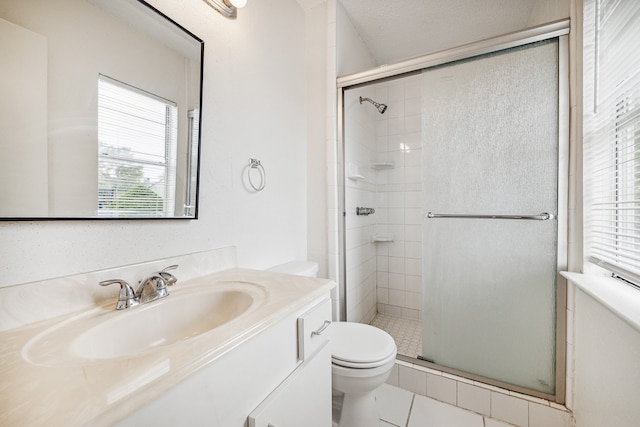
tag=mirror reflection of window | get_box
[97,75,177,217]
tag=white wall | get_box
[527,0,571,27]
[0,0,310,287]
[571,286,640,427]
[305,2,329,278]
[336,0,375,77]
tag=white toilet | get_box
[269,261,397,427]
[330,321,397,426]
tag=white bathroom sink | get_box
[73,286,257,359]
[23,281,267,364]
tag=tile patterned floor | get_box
[375,381,568,427]
[376,384,493,427]
[370,313,422,358]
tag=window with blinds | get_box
[97,75,177,217]
[584,0,640,285]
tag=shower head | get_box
[359,96,388,114]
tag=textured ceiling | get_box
[338,0,538,65]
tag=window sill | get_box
[561,271,640,333]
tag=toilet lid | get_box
[331,322,397,368]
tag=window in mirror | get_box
[97,75,177,217]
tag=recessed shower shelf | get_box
[370,160,395,170]
[371,234,394,242]
[347,162,366,181]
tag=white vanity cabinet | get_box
[113,293,333,427]
[248,299,332,427]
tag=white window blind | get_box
[584,0,640,284]
[97,75,177,217]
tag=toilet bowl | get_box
[331,321,396,427]
[268,261,397,427]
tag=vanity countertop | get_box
[0,268,335,427]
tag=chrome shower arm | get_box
[359,96,388,114]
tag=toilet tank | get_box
[269,260,339,322]
[268,261,318,278]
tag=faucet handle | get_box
[158,264,178,287]
[149,265,178,299]
[100,279,139,310]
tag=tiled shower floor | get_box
[370,314,422,358]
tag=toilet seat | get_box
[331,322,397,369]
[332,351,397,369]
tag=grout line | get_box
[404,392,416,427]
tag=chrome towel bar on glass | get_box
[426,212,554,220]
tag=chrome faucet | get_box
[100,265,178,310]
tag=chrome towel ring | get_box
[248,158,266,191]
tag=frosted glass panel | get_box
[421,39,559,394]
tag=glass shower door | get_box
[421,39,560,395]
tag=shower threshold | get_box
[370,313,562,403]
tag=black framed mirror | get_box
[0,0,203,219]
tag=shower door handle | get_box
[426,212,554,220]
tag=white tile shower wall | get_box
[388,360,573,427]
[374,74,423,321]
[344,87,378,323]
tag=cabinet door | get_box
[248,341,331,427]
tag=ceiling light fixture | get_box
[202,0,247,19]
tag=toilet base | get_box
[333,389,378,427]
